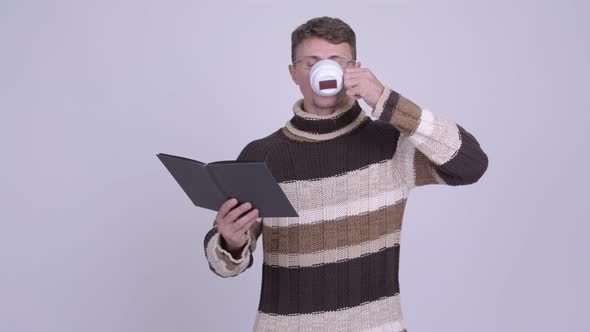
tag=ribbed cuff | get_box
[371,85,394,120]
[215,229,252,265]
[371,85,423,136]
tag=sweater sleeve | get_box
[203,217,263,278]
[202,141,265,278]
[371,85,488,188]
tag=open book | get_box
[157,153,298,218]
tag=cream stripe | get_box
[266,153,414,228]
[408,108,461,165]
[362,320,406,332]
[291,188,404,226]
[264,187,407,227]
[265,230,401,267]
[253,295,405,332]
[410,108,435,145]
[285,111,368,141]
[395,136,417,189]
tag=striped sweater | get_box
[203,86,489,332]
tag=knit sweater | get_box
[203,85,489,332]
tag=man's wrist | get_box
[220,234,247,259]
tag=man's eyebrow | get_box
[302,55,346,59]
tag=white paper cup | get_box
[310,59,343,96]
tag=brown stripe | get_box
[414,149,440,186]
[379,87,400,123]
[264,230,400,268]
[248,220,263,251]
[262,200,406,255]
[390,95,422,136]
[244,221,263,270]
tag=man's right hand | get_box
[215,198,259,255]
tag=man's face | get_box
[289,37,354,110]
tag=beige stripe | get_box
[262,201,406,255]
[394,136,417,189]
[363,321,407,332]
[408,108,461,165]
[284,111,368,141]
[281,126,318,142]
[292,96,356,120]
[253,295,406,332]
[265,157,410,228]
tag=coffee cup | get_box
[309,59,343,96]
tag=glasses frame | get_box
[292,55,358,70]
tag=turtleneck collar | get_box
[283,97,368,142]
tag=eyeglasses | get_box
[292,55,357,70]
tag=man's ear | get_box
[288,64,298,85]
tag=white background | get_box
[1,0,588,331]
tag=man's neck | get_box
[302,95,350,117]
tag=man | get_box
[203,16,488,332]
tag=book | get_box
[156,153,299,218]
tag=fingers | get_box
[234,208,260,233]
[342,63,371,100]
[343,71,362,98]
[343,70,369,87]
[343,77,361,89]
[345,84,363,99]
[224,201,254,226]
[214,198,260,251]
[216,198,239,224]
[343,70,366,79]
[344,67,368,74]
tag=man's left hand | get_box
[343,62,385,109]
